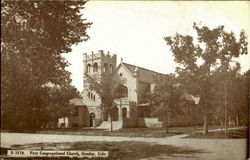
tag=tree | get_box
[211,68,249,127]
[165,23,248,134]
[151,75,184,133]
[41,75,81,129]
[1,0,91,130]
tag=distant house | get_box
[58,98,89,128]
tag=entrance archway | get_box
[122,107,127,118]
[89,113,95,127]
[111,107,119,121]
[103,109,109,121]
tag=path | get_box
[1,132,247,160]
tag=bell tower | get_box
[83,50,117,89]
[82,50,117,125]
[82,50,117,103]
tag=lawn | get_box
[185,128,247,139]
[35,127,184,138]
[2,141,205,160]
[36,125,242,137]
[2,125,244,138]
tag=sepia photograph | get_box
[1,0,250,160]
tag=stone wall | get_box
[138,117,163,128]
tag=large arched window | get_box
[103,63,108,73]
[110,64,114,73]
[114,84,128,98]
[93,62,98,72]
[87,64,91,73]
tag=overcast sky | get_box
[63,1,250,92]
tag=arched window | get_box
[93,62,98,72]
[110,64,114,73]
[87,64,91,73]
[88,92,90,98]
[93,95,95,101]
[114,84,128,98]
[90,93,93,99]
[103,63,108,73]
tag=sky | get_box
[63,1,250,92]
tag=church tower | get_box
[82,50,117,125]
[83,50,117,89]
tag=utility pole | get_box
[110,107,113,132]
[224,76,227,136]
[110,114,113,132]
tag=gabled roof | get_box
[117,62,167,83]
[122,62,166,76]
[69,98,85,106]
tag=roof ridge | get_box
[122,62,167,75]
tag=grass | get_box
[185,128,247,139]
[1,141,205,160]
[2,125,245,138]
[36,125,242,137]
[34,127,185,138]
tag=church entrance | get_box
[89,113,95,127]
[122,107,127,118]
[111,107,119,121]
[103,109,109,121]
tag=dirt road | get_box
[1,132,247,160]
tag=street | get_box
[1,132,247,160]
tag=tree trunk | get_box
[202,79,210,135]
[203,113,208,135]
[63,117,66,128]
[236,115,239,126]
[110,114,113,132]
[224,77,228,136]
[220,122,223,133]
[203,95,208,135]
[165,106,169,133]
[165,115,168,133]
[228,116,231,126]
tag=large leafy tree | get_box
[1,0,91,130]
[41,75,81,129]
[151,75,184,132]
[209,66,248,127]
[165,23,248,134]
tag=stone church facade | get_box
[58,50,202,129]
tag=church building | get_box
[58,50,202,130]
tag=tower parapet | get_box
[83,50,117,91]
[86,50,116,62]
